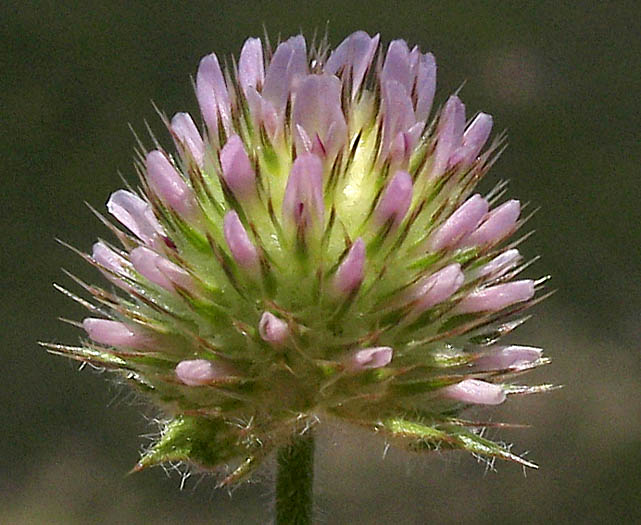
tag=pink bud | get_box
[262,35,308,117]
[412,263,464,313]
[476,249,522,279]
[375,171,413,226]
[92,242,127,273]
[175,359,232,386]
[456,280,535,313]
[414,52,436,123]
[381,80,416,162]
[431,95,466,178]
[245,90,280,139]
[223,211,259,271]
[389,122,424,165]
[107,190,164,246]
[464,200,520,247]
[333,238,366,295]
[448,112,493,167]
[145,150,199,219]
[82,318,150,349]
[130,247,195,293]
[293,74,348,164]
[155,256,197,292]
[92,242,131,290]
[258,312,289,345]
[282,153,324,230]
[440,379,506,405]
[170,112,205,167]
[382,40,412,93]
[473,345,543,371]
[196,53,232,136]
[238,37,264,96]
[219,135,256,200]
[325,31,379,99]
[345,347,393,371]
[427,194,489,252]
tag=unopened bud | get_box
[427,194,488,252]
[82,318,151,349]
[145,150,199,219]
[170,112,205,167]
[456,280,535,313]
[175,359,233,386]
[220,135,256,201]
[440,379,506,405]
[258,312,289,345]
[223,211,260,272]
[345,347,393,371]
[333,238,366,295]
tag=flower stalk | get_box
[275,432,315,525]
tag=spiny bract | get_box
[48,31,553,485]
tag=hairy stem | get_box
[275,431,315,524]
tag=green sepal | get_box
[41,342,128,369]
[453,247,479,265]
[134,415,239,472]
[389,376,459,396]
[407,252,441,272]
[382,418,537,468]
[448,426,538,468]
[438,313,479,334]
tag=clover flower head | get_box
[47,31,553,485]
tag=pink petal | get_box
[473,345,543,370]
[262,35,308,116]
[220,135,256,200]
[145,150,198,219]
[196,53,232,135]
[238,37,264,96]
[154,256,196,293]
[345,347,393,371]
[440,379,506,405]
[333,238,365,295]
[427,194,489,252]
[325,31,380,98]
[449,112,493,167]
[464,200,520,247]
[431,95,466,179]
[282,153,324,230]
[258,312,289,345]
[476,249,522,279]
[245,87,281,140]
[389,122,424,165]
[223,211,259,271]
[175,359,231,386]
[92,242,128,273]
[107,190,164,246]
[130,246,194,293]
[375,170,413,226]
[456,280,535,313]
[92,242,132,290]
[170,112,205,167]
[412,263,464,313]
[293,74,347,164]
[381,80,416,161]
[414,52,437,123]
[82,318,150,349]
[382,40,412,92]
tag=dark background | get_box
[2,1,640,523]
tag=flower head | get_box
[47,31,553,485]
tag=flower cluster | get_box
[49,31,552,485]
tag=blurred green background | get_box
[2,1,640,523]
